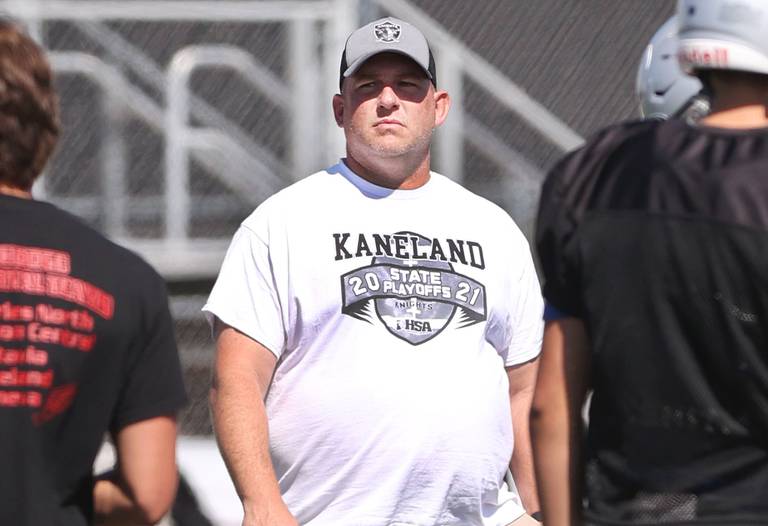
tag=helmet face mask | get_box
[637,16,704,120]
[676,93,711,123]
[677,0,768,76]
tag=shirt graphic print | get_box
[336,231,487,345]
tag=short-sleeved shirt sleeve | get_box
[536,159,582,317]
[536,133,614,319]
[111,271,187,431]
[537,122,655,319]
[203,224,286,358]
[501,240,544,367]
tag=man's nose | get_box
[377,85,399,110]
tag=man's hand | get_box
[242,501,299,526]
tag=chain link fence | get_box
[412,0,674,136]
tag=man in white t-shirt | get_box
[204,16,543,526]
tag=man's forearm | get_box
[93,472,140,525]
[210,324,297,526]
[94,417,179,525]
[530,402,579,526]
[510,402,540,515]
[210,379,295,524]
[93,470,168,525]
[530,319,590,526]
[506,359,541,516]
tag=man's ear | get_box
[433,90,451,128]
[332,94,344,127]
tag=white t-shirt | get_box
[204,162,544,526]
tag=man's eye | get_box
[357,82,376,89]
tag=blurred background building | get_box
[0,0,675,523]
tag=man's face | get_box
[333,52,450,160]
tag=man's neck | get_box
[701,104,768,130]
[344,152,431,190]
[701,79,768,129]
[0,184,32,199]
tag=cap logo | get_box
[374,21,401,43]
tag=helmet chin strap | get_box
[675,81,712,124]
[674,70,712,123]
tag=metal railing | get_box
[165,45,291,240]
[46,52,159,236]
[72,20,290,181]
[3,0,335,21]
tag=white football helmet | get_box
[637,16,704,120]
[678,0,768,75]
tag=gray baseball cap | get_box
[339,17,437,91]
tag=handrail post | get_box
[434,45,464,183]
[47,54,136,234]
[102,89,128,238]
[165,55,192,242]
[165,45,296,238]
[290,17,320,180]
[20,0,47,199]
[322,0,357,166]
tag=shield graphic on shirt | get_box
[373,232,456,345]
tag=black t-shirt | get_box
[537,119,768,525]
[0,195,187,525]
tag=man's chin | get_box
[369,144,417,157]
[348,132,432,159]
[365,136,419,155]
